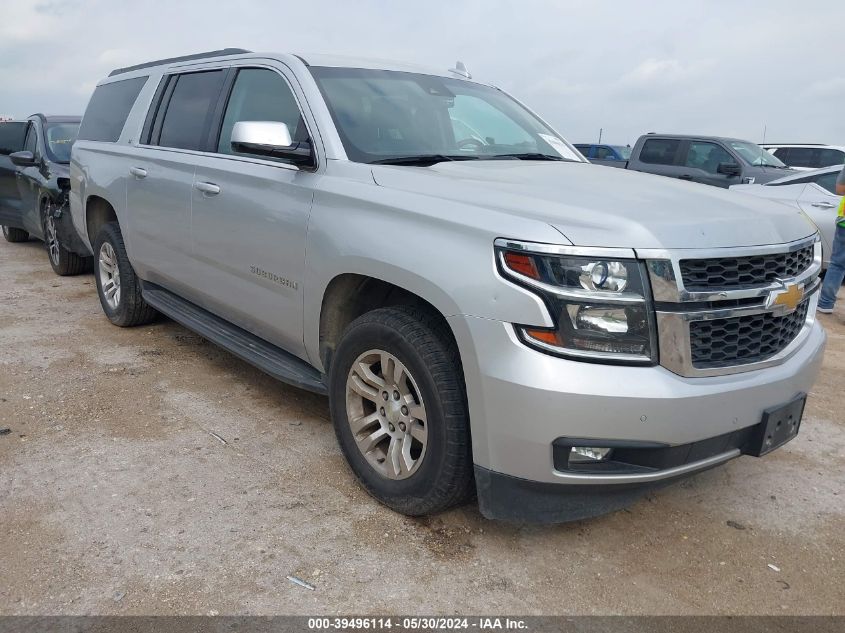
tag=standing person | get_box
[817,163,845,314]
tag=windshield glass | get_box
[728,140,786,168]
[45,122,79,163]
[309,67,581,164]
[612,145,632,160]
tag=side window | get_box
[23,124,38,155]
[217,68,307,160]
[684,141,737,174]
[594,146,614,160]
[639,138,681,165]
[78,76,148,143]
[817,148,844,168]
[772,148,790,163]
[573,144,590,156]
[156,70,226,151]
[785,148,816,169]
[813,172,839,195]
[0,122,29,155]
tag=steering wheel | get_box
[457,138,485,152]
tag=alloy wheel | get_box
[98,241,121,309]
[345,349,428,480]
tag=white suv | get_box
[762,144,845,171]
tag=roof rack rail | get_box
[108,48,252,77]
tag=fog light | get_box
[569,446,612,464]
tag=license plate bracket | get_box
[746,394,806,457]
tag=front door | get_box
[681,140,742,188]
[0,121,29,229]
[189,66,317,358]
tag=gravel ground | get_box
[0,238,843,616]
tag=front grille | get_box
[680,245,814,290]
[689,300,809,368]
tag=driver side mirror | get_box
[10,151,37,167]
[230,121,314,168]
[717,162,741,177]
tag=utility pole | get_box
[598,128,603,144]
[762,124,767,144]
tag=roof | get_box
[105,48,476,83]
[645,133,755,143]
[297,53,459,77]
[27,114,81,124]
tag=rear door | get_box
[0,121,29,228]
[188,65,317,356]
[630,137,685,179]
[127,69,226,294]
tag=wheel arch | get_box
[316,272,462,378]
[84,194,119,246]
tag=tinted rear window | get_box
[639,138,681,165]
[78,76,148,142]
[0,121,28,155]
[157,71,225,151]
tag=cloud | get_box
[0,0,843,145]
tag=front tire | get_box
[93,222,157,327]
[41,200,89,276]
[329,306,474,516]
[2,225,29,243]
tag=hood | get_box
[371,161,816,249]
[744,165,797,185]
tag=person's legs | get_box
[819,224,845,311]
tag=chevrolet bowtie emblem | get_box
[768,283,804,314]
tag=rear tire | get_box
[41,199,90,276]
[2,225,29,243]
[93,221,157,327]
[329,306,474,516]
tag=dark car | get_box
[0,114,90,275]
[623,134,795,187]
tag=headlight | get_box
[495,240,657,364]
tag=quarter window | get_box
[157,70,225,151]
[684,141,737,174]
[78,76,148,143]
[639,138,681,165]
[217,68,307,161]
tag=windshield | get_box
[611,145,632,160]
[309,67,582,164]
[45,122,79,163]
[728,140,786,168]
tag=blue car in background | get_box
[574,143,632,168]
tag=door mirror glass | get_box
[717,162,741,177]
[10,150,37,167]
[231,121,294,152]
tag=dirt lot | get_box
[0,238,843,616]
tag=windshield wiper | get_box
[370,154,480,166]
[491,152,571,162]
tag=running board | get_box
[141,282,327,395]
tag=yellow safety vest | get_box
[839,195,845,228]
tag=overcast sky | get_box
[2,0,843,145]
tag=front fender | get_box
[302,180,561,371]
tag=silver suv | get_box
[69,49,826,523]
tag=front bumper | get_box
[448,315,826,522]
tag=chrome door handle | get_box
[195,181,221,196]
[811,201,836,209]
[129,167,147,179]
